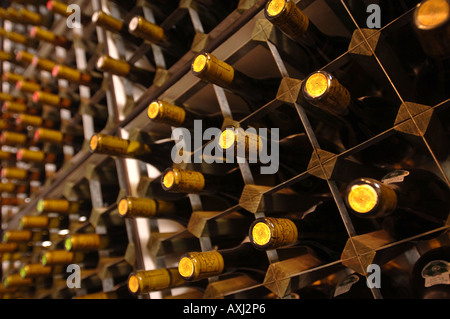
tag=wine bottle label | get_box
[421,260,450,287]
[17,148,46,162]
[265,0,310,38]
[178,251,225,280]
[16,114,43,127]
[1,167,28,180]
[147,101,186,127]
[65,234,101,251]
[333,274,360,297]
[129,268,185,293]
[303,71,351,115]
[34,128,64,144]
[128,16,165,44]
[251,218,298,249]
[20,264,52,278]
[42,250,74,265]
[0,131,27,145]
[20,216,49,229]
[3,230,32,242]
[192,53,235,88]
[162,168,206,193]
[381,170,410,184]
[92,11,123,33]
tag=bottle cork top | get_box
[347,184,379,214]
[415,0,449,29]
[266,0,286,17]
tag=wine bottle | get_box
[264,0,349,65]
[128,268,204,294]
[2,100,40,117]
[177,242,269,281]
[91,10,142,46]
[412,0,450,105]
[29,26,72,49]
[301,70,425,168]
[19,263,53,279]
[51,65,103,89]
[19,7,54,28]
[16,113,61,130]
[117,196,192,225]
[345,168,450,240]
[0,28,39,48]
[191,52,280,109]
[15,80,43,94]
[37,198,91,216]
[147,100,225,130]
[32,91,79,110]
[248,200,368,260]
[89,133,174,172]
[96,55,155,87]
[64,233,127,255]
[3,274,32,288]
[1,167,44,183]
[161,167,244,200]
[2,230,32,243]
[15,50,35,65]
[19,214,69,230]
[33,127,84,149]
[0,182,29,195]
[30,55,57,73]
[410,246,450,299]
[46,0,91,25]
[128,15,188,57]
[41,249,99,268]
[0,131,30,147]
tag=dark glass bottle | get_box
[177,242,269,281]
[410,246,450,299]
[96,55,155,87]
[344,168,450,240]
[301,70,432,168]
[89,133,174,172]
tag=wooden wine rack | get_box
[0,0,449,299]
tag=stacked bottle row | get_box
[1,0,449,299]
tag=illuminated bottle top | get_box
[413,0,450,57]
[264,0,309,39]
[161,168,206,194]
[128,15,166,44]
[303,71,351,115]
[250,217,299,250]
[128,268,186,294]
